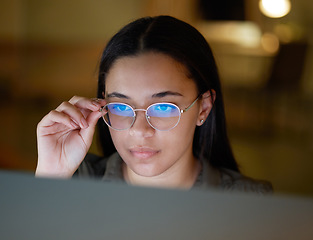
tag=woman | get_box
[36,16,272,193]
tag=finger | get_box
[37,110,79,131]
[80,101,105,119]
[73,98,107,120]
[56,101,89,129]
[87,109,103,127]
[81,106,106,133]
[79,110,103,147]
[68,96,106,112]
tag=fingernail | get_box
[93,98,104,103]
[99,107,107,116]
[91,100,101,107]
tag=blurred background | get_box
[0,0,312,197]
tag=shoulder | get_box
[74,153,117,178]
[74,152,125,182]
[219,168,273,195]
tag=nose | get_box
[129,110,155,138]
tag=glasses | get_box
[100,96,201,131]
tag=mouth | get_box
[129,147,160,160]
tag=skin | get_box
[105,52,214,189]
[36,51,215,189]
[36,96,106,178]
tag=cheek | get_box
[178,109,199,132]
[163,115,198,147]
[108,129,125,152]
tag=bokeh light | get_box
[261,32,280,53]
[259,0,291,18]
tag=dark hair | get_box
[97,15,239,172]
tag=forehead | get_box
[105,52,198,97]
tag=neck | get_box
[122,156,201,190]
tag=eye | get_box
[108,104,134,116]
[148,104,179,117]
[114,105,127,112]
[155,104,175,112]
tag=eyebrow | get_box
[106,92,129,99]
[106,91,183,99]
[151,91,183,98]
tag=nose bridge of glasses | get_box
[132,108,150,122]
[133,108,147,113]
[133,109,148,118]
[129,108,156,133]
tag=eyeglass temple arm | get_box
[181,94,208,113]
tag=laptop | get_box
[0,170,312,240]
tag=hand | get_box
[35,96,106,178]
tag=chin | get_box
[130,164,165,178]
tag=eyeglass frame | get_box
[99,94,203,131]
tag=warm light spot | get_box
[261,32,280,53]
[259,0,291,18]
[197,21,261,48]
[274,24,293,43]
[274,23,304,43]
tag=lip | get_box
[129,147,160,160]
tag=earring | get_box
[200,119,204,124]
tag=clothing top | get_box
[75,152,273,194]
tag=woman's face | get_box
[105,52,212,179]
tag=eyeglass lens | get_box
[102,103,181,131]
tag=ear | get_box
[196,89,216,126]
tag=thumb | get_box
[79,110,103,147]
[86,109,103,128]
